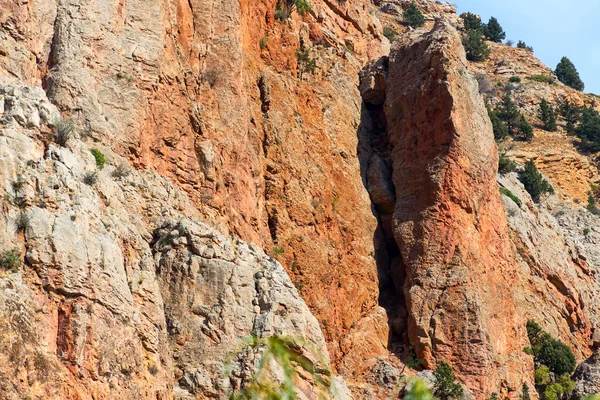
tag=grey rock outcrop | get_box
[0,84,346,399]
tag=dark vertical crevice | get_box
[357,57,408,356]
[42,3,62,93]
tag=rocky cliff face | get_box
[360,22,532,396]
[1,0,394,384]
[0,84,344,399]
[3,0,600,398]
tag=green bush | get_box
[538,99,557,131]
[537,339,576,376]
[509,76,521,83]
[403,3,425,28]
[405,343,424,369]
[488,393,500,400]
[526,320,576,377]
[292,0,312,15]
[543,375,575,400]
[259,37,268,49]
[90,148,106,170]
[526,75,555,85]
[462,29,490,62]
[500,187,522,207]
[498,153,516,174]
[272,246,285,257]
[534,365,551,386]
[433,361,464,400]
[517,41,533,52]
[383,26,398,42]
[274,0,311,20]
[405,379,435,400]
[274,6,290,20]
[519,160,554,202]
[555,56,584,91]
[0,248,21,272]
[295,47,316,80]
[483,17,505,42]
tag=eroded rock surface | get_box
[0,85,344,399]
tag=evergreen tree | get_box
[462,30,490,62]
[518,115,534,141]
[495,94,520,134]
[484,17,505,42]
[555,56,585,91]
[498,153,516,174]
[521,383,531,400]
[433,362,464,400]
[519,160,554,202]
[460,12,483,32]
[489,109,508,141]
[558,100,582,134]
[494,95,533,141]
[295,47,316,80]
[403,3,425,28]
[574,106,600,151]
[517,40,533,52]
[538,99,557,131]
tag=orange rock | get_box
[384,21,530,395]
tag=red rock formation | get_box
[385,21,531,395]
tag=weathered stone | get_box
[384,21,529,395]
[573,352,600,397]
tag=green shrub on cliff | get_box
[383,26,399,42]
[403,3,425,28]
[498,153,516,174]
[90,148,106,170]
[526,320,576,376]
[0,248,21,272]
[433,361,464,400]
[500,187,522,207]
[405,379,435,400]
[519,160,554,202]
[517,40,533,52]
[295,47,316,80]
[274,0,312,20]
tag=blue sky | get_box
[453,0,600,94]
